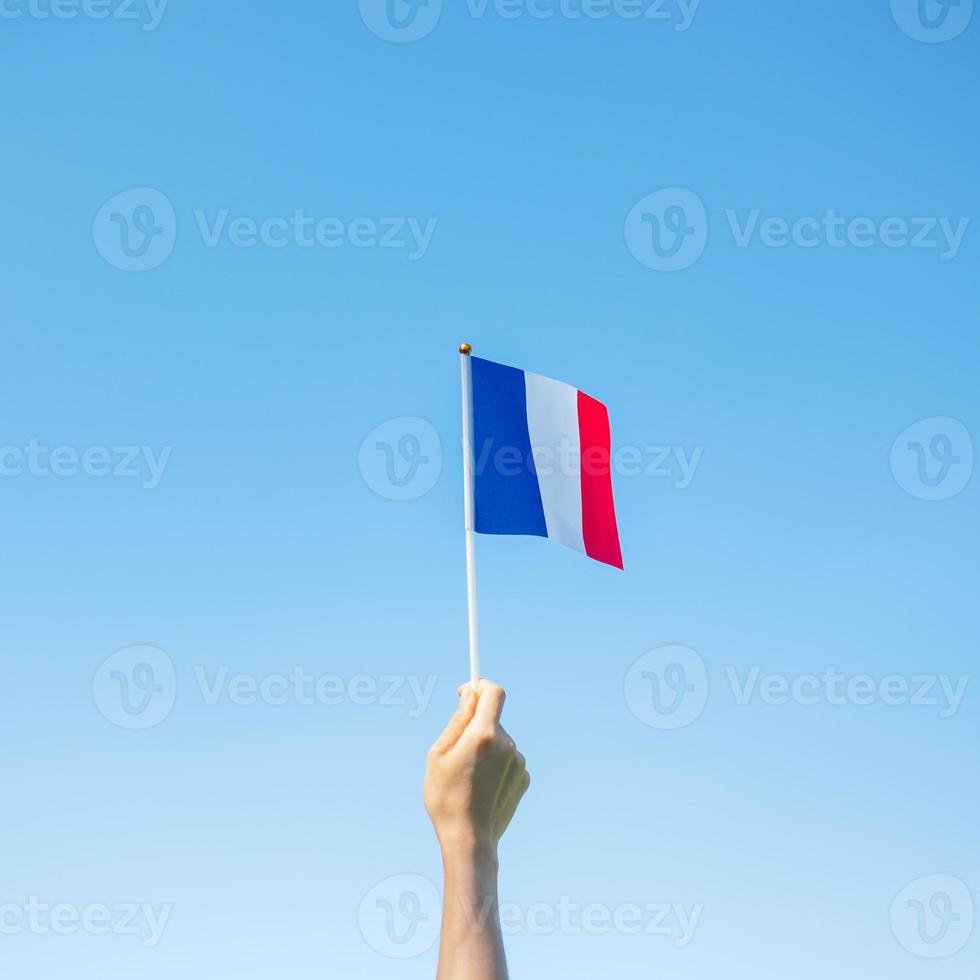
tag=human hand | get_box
[423,680,530,861]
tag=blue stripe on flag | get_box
[471,356,547,538]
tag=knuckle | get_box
[493,727,515,750]
[473,729,496,750]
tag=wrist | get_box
[439,834,499,874]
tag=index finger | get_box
[473,680,506,726]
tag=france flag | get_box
[469,356,623,569]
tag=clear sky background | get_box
[1,1,978,978]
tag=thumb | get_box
[431,688,477,753]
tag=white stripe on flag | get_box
[524,371,586,556]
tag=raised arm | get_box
[423,680,531,980]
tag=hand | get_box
[424,680,531,860]
[426,680,528,980]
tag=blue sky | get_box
[1,1,978,978]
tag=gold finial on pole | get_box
[459,343,473,356]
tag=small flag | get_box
[468,356,623,569]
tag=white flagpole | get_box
[459,343,480,689]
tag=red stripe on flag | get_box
[577,390,623,570]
